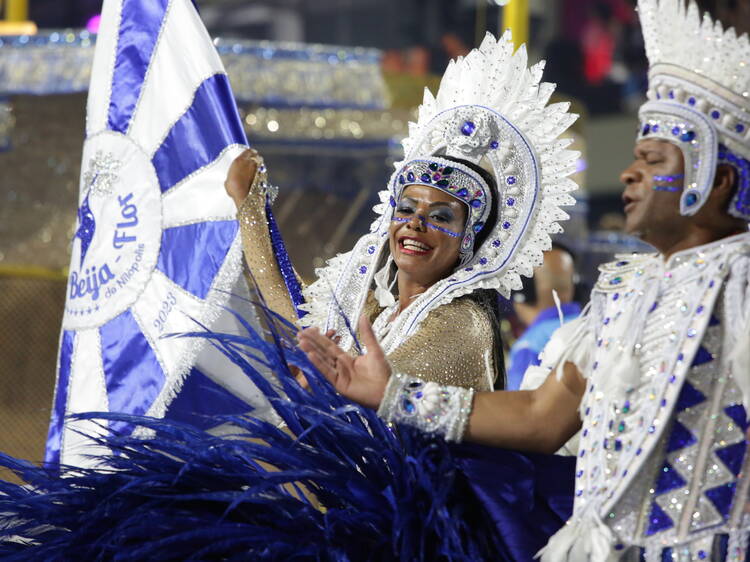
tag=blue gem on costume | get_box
[398,175,405,185]
[675,381,706,411]
[473,222,484,233]
[367,246,375,254]
[479,257,487,265]
[737,124,746,133]
[402,399,415,414]
[685,192,699,206]
[74,193,96,267]
[506,176,516,185]
[461,121,476,136]
[616,260,629,266]
[711,110,721,120]
[613,293,619,301]
[724,404,749,431]
[672,126,681,136]
[506,197,515,206]
[688,97,696,106]
[642,124,651,135]
[407,171,415,183]
[680,131,696,142]
[490,140,499,149]
[359,266,367,274]
[420,173,431,183]
[389,196,396,207]
[442,166,454,175]
[698,551,707,560]
[428,162,439,171]
[492,240,501,247]
[456,187,469,198]
[436,179,449,187]
[668,90,675,99]
[464,267,473,272]
[470,199,482,208]
[610,276,622,285]
[652,124,660,132]
[502,221,511,229]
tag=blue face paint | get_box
[391,216,461,238]
[652,173,684,192]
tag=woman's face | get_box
[388,184,468,288]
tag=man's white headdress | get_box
[637,0,750,219]
[301,32,580,351]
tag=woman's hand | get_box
[298,315,391,410]
[225,148,262,209]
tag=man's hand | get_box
[224,148,261,208]
[298,315,391,410]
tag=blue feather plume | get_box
[0,305,516,561]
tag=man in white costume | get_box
[299,0,750,558]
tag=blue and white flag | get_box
[46,0,272,468]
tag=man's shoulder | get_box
[593,252,658,293]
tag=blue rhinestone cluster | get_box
[719,143,750,220]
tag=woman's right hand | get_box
[298,315,391,410]
[225,148,262,209]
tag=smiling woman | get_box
[226,33,580,396]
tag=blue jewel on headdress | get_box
[652,124,660,132]
[490,140,499,149]
[506,197,515,206]
[428,162,439,171]
[711,110,721,120]
[407,171,415,182]
[359,266,367,274]
[461,121,476,136]
[402,399,415,414]
[671,126,681,136]
[506,176,516,185]
[436,179,449,187]
[642,124,651,135]
[502,221,511,229]
[492,240,501,247]
[737,124,746,133]
[680,131,696,142]
[443,166,454,176]
[473,221,484,232]
[668,90,675,99]
[389,196,396,207]
[479,257,487,265]
[688,97,696,106]
[367,245,375,254]
[456,187,469,198]
[685,192,699,206]
[420,173,431,183]
[470,199,482,209]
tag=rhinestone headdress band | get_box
[637,0,750,220]
[390,157,493,265]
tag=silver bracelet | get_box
[377,373,475,442]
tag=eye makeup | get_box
[652,173,684,192]
[391,216,461,238]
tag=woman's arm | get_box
[225,149,299,325]
[298,315,584,454]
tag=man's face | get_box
[620,139,688,242]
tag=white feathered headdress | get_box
[300,32,580,353]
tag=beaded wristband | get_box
[377,373,475,442]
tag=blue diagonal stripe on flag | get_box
[152,74,247,193]
[100,309,167,436]
[156,220,239,299]
[44,330,76,467]
[108,0,170,133]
